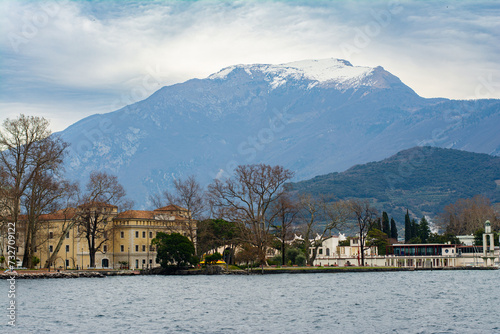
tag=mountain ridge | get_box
[290,146,500,224]
[57,58,500,208]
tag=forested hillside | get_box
[291,146,500,225]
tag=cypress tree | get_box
[404,210,411,242]
[410,219,418,241]
[419,216,430,243]
[390,218,398,240]
[382,211,390,236]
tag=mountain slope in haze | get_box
[58,59,500,208]
[290,146,500,224]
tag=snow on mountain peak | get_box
[208,58,375,89]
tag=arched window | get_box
[326,248,330,256]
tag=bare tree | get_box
[149,192,163,210]
[74,171,131,268]
[208,164,294,270]
[235,243,259,271]
[0,166,9,216]
[298,195,349,265]
[0,115,67,266]
[347,199,378,266]
[151,175,205,249]
[298,194,322,266]
[196,218,242,264]
[269,192,299,266]
[441,195,499,235]
[44,183,79,269]
[21,171,73,268]
[0,167,10,257]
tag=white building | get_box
[312,234,380,267]
[309,221,499,268]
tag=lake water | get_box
[1,270,499,333]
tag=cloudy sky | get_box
[1,0,499,132]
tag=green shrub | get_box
[205,252,222,265]
[286,247,301,264]
[296,253,306,266]
[268,255,282,266]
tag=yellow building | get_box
[10,204,195,270]
[111,205,195,270]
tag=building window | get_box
[142,231,146,238]
[66,245,70,252]
[66,232,69,239]
[135,245,139,252]
[326,248,330,256]
[149,231,153,238]
[319,248,323,255]
[49,245,53,253]
[65,259,69,267]
[135,259,139,268]
[120,245,124,252]
[149,259,153,264]
[142,259,146,264]
[135,231,139,238]
[103,245,108,253]
[34,247,37,253]
[49,231,53,239]
[142,245,146,252]
[120,231,124,238]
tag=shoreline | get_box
[1,266,497,279]
[0,269,140,279]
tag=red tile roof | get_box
[11,208,76,221]
[116,210,155,219]
[154,204,186,212]
[116,210,190,221]
[39,208,77,220]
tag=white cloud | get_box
[1,0,499,131]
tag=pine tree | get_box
[382,211,390,236]
[404,210,411,242]
[390,218,398,240]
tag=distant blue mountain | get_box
[58,59,500,208]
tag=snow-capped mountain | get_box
[58,58,500,208]
[209,59,381,89]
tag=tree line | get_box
[1,114,498,270]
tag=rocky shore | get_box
[0,270,140,279]
[1,265,496,279]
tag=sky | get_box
[1,0,499,132]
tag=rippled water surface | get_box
[1,270,500,333]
